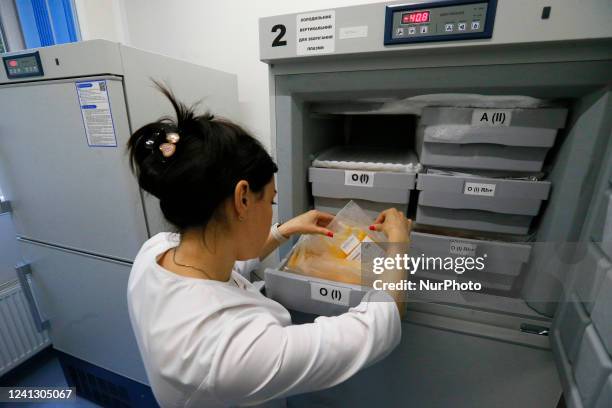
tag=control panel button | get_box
[420,25,429,34]
[458,22,467,31]
[396,27,404,35]
[408,26,416,35]
[471,21,481,30]
[444,23,454,32]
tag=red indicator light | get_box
[402,11,430,24]
[8,60,18,67]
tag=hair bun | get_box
[126,80,278,231]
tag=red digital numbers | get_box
[402,11,430,24]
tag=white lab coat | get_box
[127,232,401,408]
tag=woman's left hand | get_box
[278,210,335,238]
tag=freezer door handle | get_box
[0,200,11,215]
[15,263,50,332]
[520,323,549,336]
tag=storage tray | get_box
[410,231,532,292]
[310,166,416,217]
[416,172,551,234]
[416,106,567,172]
[264,243,369,316]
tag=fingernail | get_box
[327,232,334,238]
[369,225,376,230]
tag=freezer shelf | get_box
[416,107,567,172]
[416,172,551,234]
[265,233,533,314]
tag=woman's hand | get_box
[369,208,412,243]
[278,210,335,238]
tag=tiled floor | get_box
[0,348,101,407]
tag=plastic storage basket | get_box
[416,107,567,172]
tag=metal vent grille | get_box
[64,364,132,408]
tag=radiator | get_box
[0,279,51,376]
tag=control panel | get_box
[2,51,44,79]
[385,0,497,45]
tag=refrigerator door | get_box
[0,77,148,261]
[18,238,148,384]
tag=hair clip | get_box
[159,132,180,158]
[143,129,163,151]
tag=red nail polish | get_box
[369,225,376,231]
[327,232,334,237]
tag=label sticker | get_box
[471,109,512,127]
[310,282,350,306]
[346,244,362,261]
[346,236,381,262]
[340,234,360,255]
[76,81,117,147]
[345,170,374,187]
[339,25,368,39]
[450,240,477,257]
[296,10,335,55]
[464,182,496,197]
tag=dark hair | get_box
[127,82,277,231]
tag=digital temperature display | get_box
[401,11,430,24]
[3,51,43,79]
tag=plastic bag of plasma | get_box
[286,201,387,285]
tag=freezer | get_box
[0,40,239,393]
[260,1,612,407]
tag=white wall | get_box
[76,0,377,149]
[74,0,130,44]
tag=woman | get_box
[127,85,411,407]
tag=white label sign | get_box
[339,25,368,39]
[296,10,335,55]
[310,282,350,306]
[471,109,512,127]
[345,170,374,187]
[340,234,360,255]
[76,81,117,147]
[464,182,496,197]
[450,240,477,257]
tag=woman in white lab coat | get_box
[126,85,411,408]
